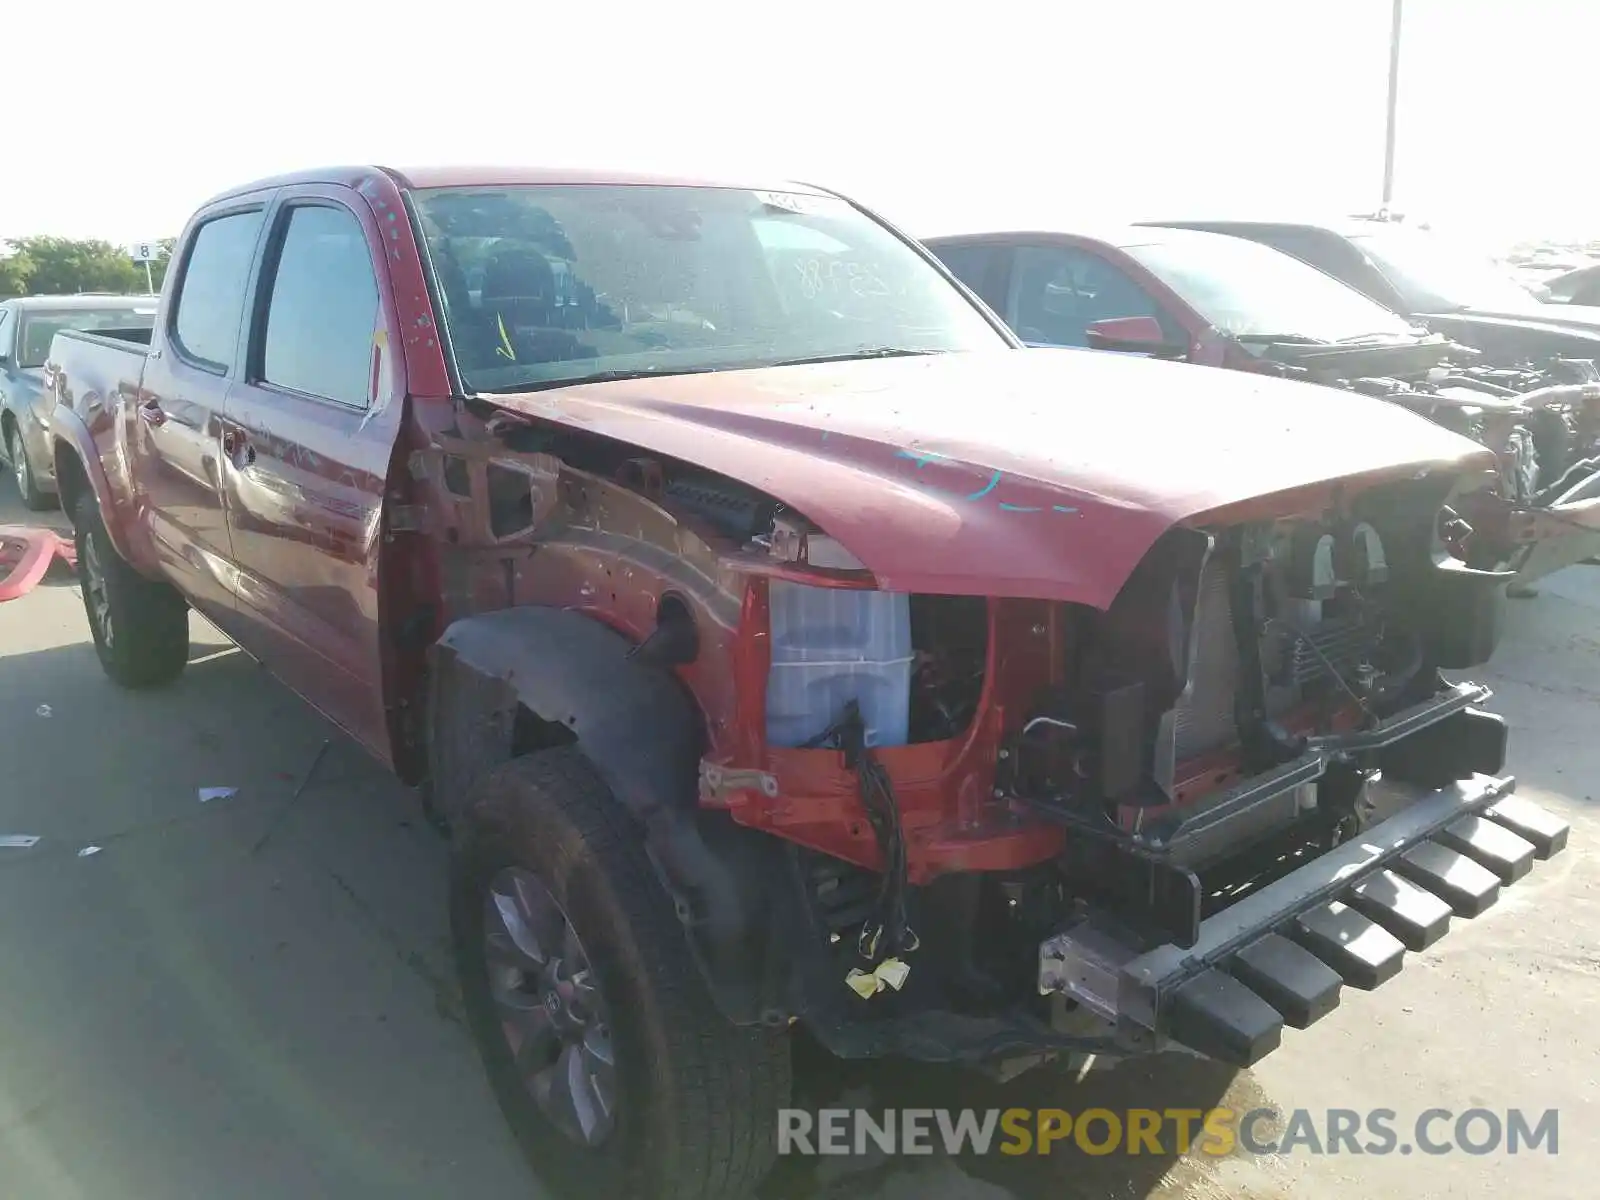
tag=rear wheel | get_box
[450,749,791,1200]
[8,424,54,512]
[73,495,190,688]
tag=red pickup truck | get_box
[46,166,1569,1200]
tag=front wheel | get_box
[73,495,190,688]
[450,749,791,1200]
[8,425,55,512]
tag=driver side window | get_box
[1006,244,1169,348]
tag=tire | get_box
[450,749,791,1200]
[73,494,190,688]
[8,424,55,512]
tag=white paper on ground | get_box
[0,835,41,849]
[198,788,238,803]
[77,846,102,858]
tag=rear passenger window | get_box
[172,210,264,371]
[261,205,379,407]
[931,243,1006,308]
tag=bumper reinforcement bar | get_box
[1040,773,1569,1068]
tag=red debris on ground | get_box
[0,527,75,603]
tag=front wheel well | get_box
[52,442,90,524]
[511,702,579,757]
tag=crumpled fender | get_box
[0,527,75,602]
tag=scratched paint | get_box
[895,449,1083,516]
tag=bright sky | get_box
[5,0,1595,250]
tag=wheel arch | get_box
[51,407,138,563]
[427,605,805,1026]
[53,438,90,521]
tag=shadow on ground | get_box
[760,1036,1246,1199]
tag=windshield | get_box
[1120,232,1416,343]
[16,305,157,368]
[411,184,1006,393]
[1348,227,1537,313]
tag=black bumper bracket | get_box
[1099,776,1570,1069]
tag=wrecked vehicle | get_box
[47,166,1570,1200]
[1141,214,1600,371]
[926,224,1600,588]
[1540,260,1600,307]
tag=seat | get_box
[480,248,592,365]
[482,248,558,331]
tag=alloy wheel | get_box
[9,430,27,495]
[83,531,114,648]
[484,866,618,1147]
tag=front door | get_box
[1001,243,1182,350]
[219,189,405,760]
[131,204,268,626]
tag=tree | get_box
[0,246,33,297]
[0,236,176,296]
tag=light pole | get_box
[1381,0,1404,208]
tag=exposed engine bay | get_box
[771,493,1519,1069]
[1344,356,1600,508]
[1249,339,1600,580]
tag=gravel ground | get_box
[2,483,1594,1199]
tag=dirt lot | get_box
[2,481,1595,1200]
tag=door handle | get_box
[222,427,255,468]
[138,399,166,426]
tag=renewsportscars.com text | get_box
[777,1107,1560,1158]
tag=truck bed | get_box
[54,325,154,353]
[49,327,153,415]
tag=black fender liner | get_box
[427,606,798,1026]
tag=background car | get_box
[923,223,1600,591]
[0,294,157,509]
[1137,215,1600,368]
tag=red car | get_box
[926,224,1600,590]
[46,166,1566,1200]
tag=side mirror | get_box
[1085,315,1190,360]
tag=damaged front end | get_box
[708,478,1568,1071]
[414,371,1568,1079]
[1257,340,1600,589]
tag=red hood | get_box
[484,348,1495,608]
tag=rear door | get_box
[219,186,405,759]
[927,239,1011,312]
[133,201,269,624]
